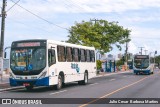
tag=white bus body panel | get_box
[47,40,96,85]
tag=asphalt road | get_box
[0,69,160,107]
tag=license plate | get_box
[23,83,30,86]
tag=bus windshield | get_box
[134,58,149,69]
[10,48,46,75]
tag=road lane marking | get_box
[89,83,98,86]
[79,73,158,107]
[50,90,67,95]
[109,79,115,81]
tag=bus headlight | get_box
[39,71,47,79]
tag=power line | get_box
[10,0,69,30]
[55,0,92,20]
[6,0,20,12]
[90,18,101,24]
[65,0,88,12]
[6,17,55,35]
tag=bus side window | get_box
[80,49,85,62]
[48,49,56,66]
[73,48,79,62]
[57,46,66,62]
[86,50,91,62]
[66,47,73,62]
[90,50,95,62]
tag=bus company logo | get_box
[2,99,11,104]
[71,63,80,73]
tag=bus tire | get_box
[78,81,82,85]
[25,85,33,91]
[54,75,62,90]
[62,82,65,87]
[78,72,88,85]
[82,72,88,85]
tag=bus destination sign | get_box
[17,42,40,47]
[135,55,149,59]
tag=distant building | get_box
[118,53,122,59]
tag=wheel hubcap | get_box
[85,74,88,83]
[58,78,62,88]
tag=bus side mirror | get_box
[4,52,7,58]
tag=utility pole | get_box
[90,18,100,24]
[0,0,7,57]
[125,42,128,70]
[0,0,7,81]
[90,18,101,61]
[138,47,144,55]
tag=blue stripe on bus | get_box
[9,77,49,86]
[134,70,150,74]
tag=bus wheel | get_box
[25,85,33,91]
[82,72,88,85]
[54,75,62,90]
[78,72,88,85]
[62,82,65,87]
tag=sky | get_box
[1,0,160,57]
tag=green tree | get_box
[66,20,131,53]
[155,55,160,67]
[116,59,124,67]
[96,60,102,69]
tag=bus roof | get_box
[47,40,95,50]
[12,39,95,50]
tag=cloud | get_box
[126,16,160,22]
[129,26,160,38]
[7,0,160,15]
[4,0,160,55]
[127,26,160,54]
[128,41,138,53]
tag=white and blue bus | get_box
[9,39,96,90]
[133,55,154,75]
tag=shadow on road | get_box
[9,82,93,93]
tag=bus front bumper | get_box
[134,70,150,74]
[9,77,49,87]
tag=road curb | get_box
[95,71,132,78]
